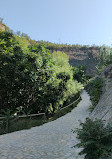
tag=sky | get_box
[0,0,112,46]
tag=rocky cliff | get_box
[48,45,100,76]
[91,64,112,124]
[91,64,112,159]
[68,47,99,75]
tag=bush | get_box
[0,117,45,135]
[0,31,54,114]
[72,66,91,84]
[73,118,112,159]
[0,31,82,118]
[86,78,103,106]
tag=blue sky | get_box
[0,0,112,46]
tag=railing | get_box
[59,96,81,111]
[0,113,45,120]
[0,96,81,120]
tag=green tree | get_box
[49,51,83,113]
[0,32,82,118]
[0,32,54,114]
[72,66,91,84]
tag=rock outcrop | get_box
[91,64,112,124]
[48,46,100,76]
[68,48,99,76]
[91,87,112,124]
[91,64,112,159]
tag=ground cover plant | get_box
[73,118,112,159]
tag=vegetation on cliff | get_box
[99,46,112,66]
[86,77,103,109]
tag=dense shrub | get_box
[50,51,83,113]
[99,46,112,66]
[73,118,112,159]
[0,31,54,114]
[86,78,103,106]
[72,66,91,84]
[0,31,82,116]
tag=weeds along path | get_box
[0,90,92,159]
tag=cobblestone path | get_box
[0,90,92,159]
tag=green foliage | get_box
[50,94,81,120]
[86,78,103,106]
[14,35,30,51]
[0,109,14,133]
[72,66,91,84]
[0,31,54,114]
[52,51,73,79]
[99,46,112,66]
[14,33,37,49]
[48,51,83,113]
[73,118,112,159]
[0,117,45,135]
[37,41,100,53]
[0,31,82,118]
[0,94,80,135]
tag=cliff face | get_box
[91,87,112,124]
[91,64,112,124]
[91,64,112,159]
[68,47,99,76]
[49,46,100,76]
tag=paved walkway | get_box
[0,90,92,159]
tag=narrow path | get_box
[0,90,92,159]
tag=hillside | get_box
[0,21,103,76]
[37,41,100,76]
[68,47,99,75]
[0,21,112,158]
[50,46,99,76]
[0,21,101,76]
